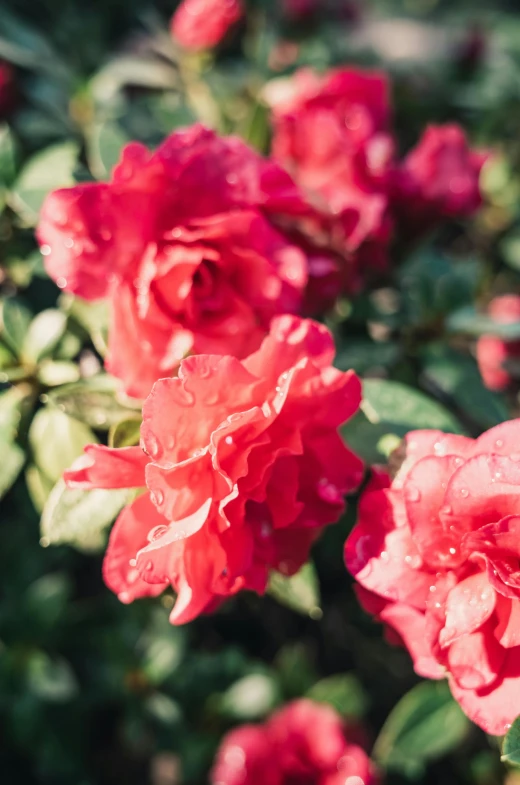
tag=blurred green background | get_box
[2,0,520,783]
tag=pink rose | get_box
[171,0,243,51]
[346,422,520,735]
[65,316,362,625]
[392,124,487,236]
[37,125,318,398]
[211,699,378,785]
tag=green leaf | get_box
[9,142,78,225]
[108,418,142,448]
[26,652,78,703]
[0,124,18,186]
[421,344,509,429]
[37,360,80,387]
[0,437,24,498]
[40,479,132,552]
[267,562,321,618]
[25,573,71,628]
[0,383,31,439]
[307,674,368,718]
[22,309,67,363]
[502,716,520,765]
[446,306,520,340]
[220,673,280,721]
[25,463,55,513]
[342,378,464,464]
[63,295,109,357]
[47,376,139,431]
[141,610,186,685]
[88,121,129,180]
[1,297,32,355]
[373,681,471,775]
[29,407,96,483]
[335,340,400,375]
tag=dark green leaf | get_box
[343,378,464,464]
[446,306,520,339]
[421,344,509,429]
[502,716,520,765]
[373,681,470,775]
[307,674,368,718]
[26,652,78,703]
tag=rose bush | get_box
[345,421,520,735]
[210,699,377,785]
[171,0,244,51]
[36,125,327,398]
[64,316,362,624]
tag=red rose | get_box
[476,295,520,391]
[345,422,520,735]
[37,125,316,398]
[267,67,393,287]
[170,0,243,51]
[65,317,362,625]
[210,699,377,785]
[392,124,487,236]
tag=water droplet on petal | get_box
[449,547,457,555]
[495,439,504,448]
[433,441,446,456]
[146,434,160,459]
[457,487,469,498]
[380,551,390,562]
[150,489,164,507]
[148,525,169,542]
[225,435,233,445]
[145,560,153,571]
[129,558,137,567]
[56,277,67,289]
[41,244,52,256]
[441,504,453,515]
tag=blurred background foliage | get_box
[2,0,520,783]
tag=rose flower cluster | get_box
[211,699,377,785]
[346,422,520,735]
[267,67,487,292]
